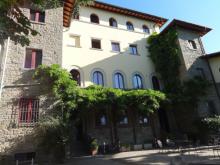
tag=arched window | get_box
[70,69,81,86]
[90,14,99,24]
[114,73,125,89]
[93,71,104,86]
[126,21,134,31]
[133,74,143,89]
[143,25,150,34]
[109,18,117,27]
[152,76,160,90]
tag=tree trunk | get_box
[130,109,137,144]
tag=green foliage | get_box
[0,0,94,46]
[34,116,67,163]
[34,64,78,111]
[121,89,166,114]
[148,28,211,136]
[148,29,181,93]
[90,139,99,150]
[174,76,210,106]
[0,0,61,46]
[203,116,220,132]
[33,65,166,153]
[73,0,94,17]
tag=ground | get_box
[63,149,220,165]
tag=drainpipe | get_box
[0,37,10,99]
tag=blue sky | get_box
[99,0,220,54]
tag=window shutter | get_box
[31,50,36,69]
[35,12,40,22]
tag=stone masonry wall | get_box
[0,6,63,155]
[177,27,220,117]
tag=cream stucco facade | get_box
[209,57,220,83]
[62,6,161,89]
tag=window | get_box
[152,76,160,90]
[19,98,39,126]
[91,39,101,49]
[24,49,42,69]
[93,71,104,86]
[73,14,79,20]
[143,25,150,34]
[188,40,197,49]
[109,18,117,27]
[95,111,108,126]
[15,152,36,165]
[133,74,143,89]
[114,73,125,89]
[70,69,81,85]
[207,101,217,116]
[139,115,148,125]
[68,35,80,47]
[90,14,99,24]
[129,45,138,55]
[30,10,45,23]
[119,111,128,125]
[111,42,120,52]
[126,22,134,31]
[196,68,206,79]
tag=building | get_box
[203,52,220,101]
[0,0,220,161]
[62,1,168,144]
[62,2,220,144]
[0,3,63,156]
[160,20,220,135]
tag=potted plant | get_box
[90,139,99,156]
[120,144,131,152]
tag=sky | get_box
[99,0,220,54]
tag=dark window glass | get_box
[19,98,39,126]
[196,68,206,79]
[126,22,134,31]
[109,18,117,27]
[90,14,99,24]
[70,69,81,85]
[207,101,217,116]
[129,45,138,55]
[114,73,124,89]
[95,111,107,126]
[30,10,45,23]
[188,40,197,49]
[93,71,104,86]
[152,76,160,90]
[24,49,42,69]
[133,74,143,89]
[139,115,148,125]
[111,42,120,52]
[119,111,128,125]
[143,25,150,34]
[91,39,101,49]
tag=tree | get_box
[34,65,166,153]
[0,0,61,46]
[79,86,124,145]
[0,0,94,46]
[121,90,166,144]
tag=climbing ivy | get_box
[147,28,211,136]
[148,28,181,94]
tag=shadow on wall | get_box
[0,79,57,164]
